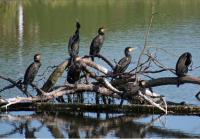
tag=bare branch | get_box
[76,57,112,75]
[140,68,175,74]
[81,64,122,94]
[0,83,121,107]
[84,54,114,69]
[0,75,32,97]
[41,60,69,92]
[142,75,200,88]
[138,91,167,113]
[135,11,155,80]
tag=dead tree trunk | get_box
[41,60,69,92]
[0,103,200,115]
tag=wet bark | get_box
[0,103,200,115]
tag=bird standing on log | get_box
[66,57,83,103]
[113,47,135,75]
[67,57,82,84]
[57,58,82,103]
[23,54,41,97]
[61,21,80,103]
[113,47,135,105]
[89,27,105,61]
[68,22,81,59]
[89,27,106,104]
[175,52,192,87]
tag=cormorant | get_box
[66,57,83,103]
[23,54,41,97]
[89,27,105,61]
[176,52,192,87]
[113,47,135,74]
[68,22,81,58]
[67,57,82,84]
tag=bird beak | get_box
[129,47,136,52]
[102,28,107,32]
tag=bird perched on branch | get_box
[113,47,135,75]
[175,52,192,87]
[67,57,82,84]
[89,27,105,61]
[68,21,81,59]
[65,57,82,103]
[23,54,41,97]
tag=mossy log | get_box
[0,103,200,115]
[41,60,69,92]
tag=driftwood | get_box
[1,55,200,114]
[0,103,200,115]
[41,60,69,92]
[1,54,200,114]
[0,13,200,115]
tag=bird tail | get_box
[22,83,29,97]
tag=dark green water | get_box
[0,0,200,138]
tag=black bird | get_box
[67,57,82,84]
[89,27,105,61]
[176,52,192,87]
[23,54,41,97]
[68,22,81,58]
[66,57,83,103]
[113,47,135,74]
[57,58,82,103]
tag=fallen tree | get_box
[0,102,200,115]
[0,55,200,115]
[0,13,200,115]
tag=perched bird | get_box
[113,47,135,74]
[65,57,82,103]
[89,27,105,61]
[68,22,81,58]
[67,57,82,84]
[176,52,192,87]
[23,54,41,97]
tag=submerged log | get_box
[0,103,200,115]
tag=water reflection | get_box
[0,112,200,138]
[17,2,24,66]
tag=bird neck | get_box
[34,61,41,65]
[125,52,131,58]
[98,32,104,36]
[75,29,79,36]
[126,55,131,59]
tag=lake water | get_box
[0,0,200,138]
[1,111,200,138]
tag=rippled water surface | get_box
[0,111,200,138]
[0,0,200,138]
